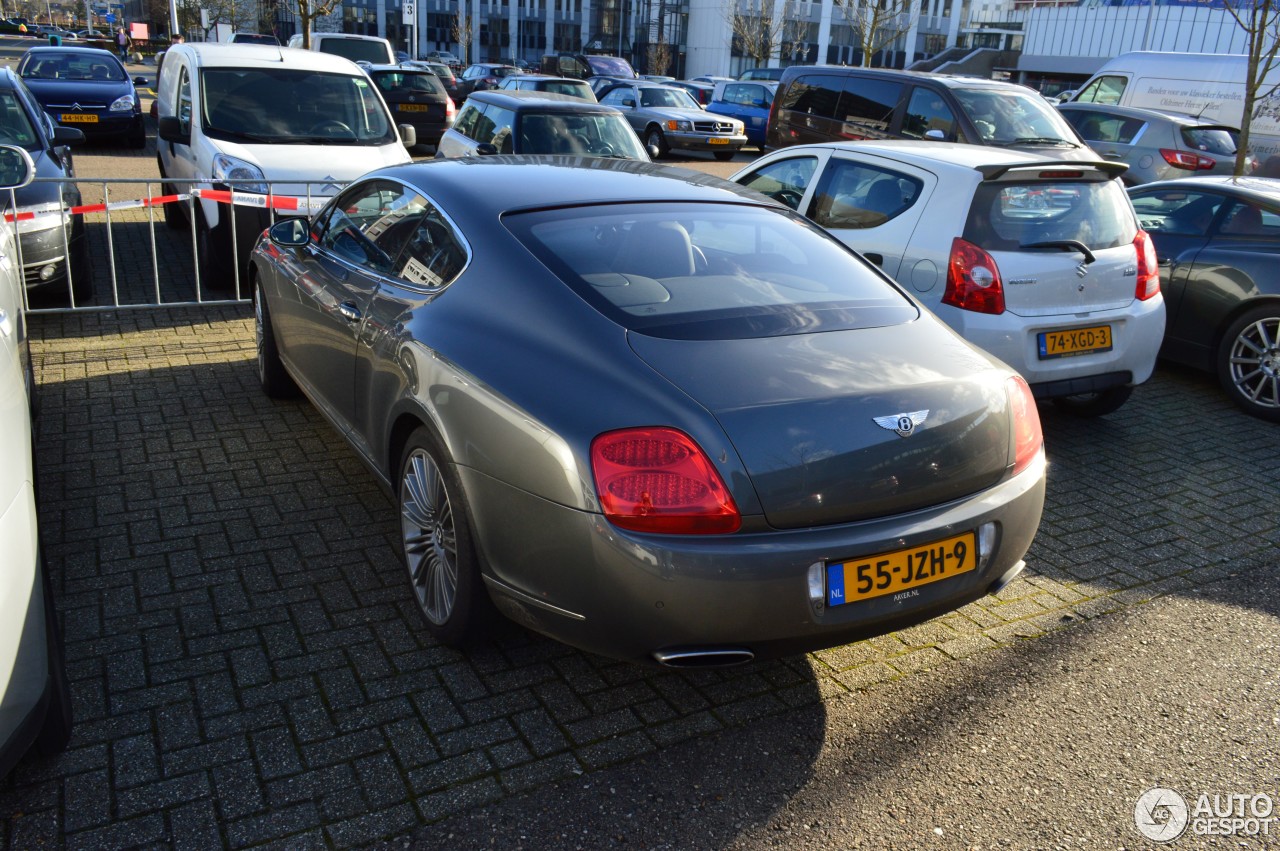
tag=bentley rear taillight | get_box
[943,237,1005,314]
[1007,376,1043,476]
[591,427,740,534]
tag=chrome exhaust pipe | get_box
[652,647,755,668]
[987,560,1026,595]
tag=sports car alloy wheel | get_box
[401,446,460,627]
[1219,307,1280,421]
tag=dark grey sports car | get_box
[1128,176,1280,421]
[250,158,1046,666]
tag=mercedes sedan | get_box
[249,158,1046,666]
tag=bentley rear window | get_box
[506,202,917,340]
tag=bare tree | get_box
[1224,0,1280,176]
[292,0,343,48]
[452,3,474,64]
[646,40,674,76]
[179,0,255,38]
[832,0,915,68]
[726,0,793,70]
[783,14,812,63]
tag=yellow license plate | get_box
[708,137,729,144]
[826,531,977,606]
[397,104,428,112]
[1037,324,1113,359]
[61,113,98,123]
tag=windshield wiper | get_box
[1020,239,1097,264]
[291,136,359,144]
[1006,136,1079,147]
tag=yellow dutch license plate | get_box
[397,104,428,112]
[61,113,98,123]
[708,137,729,145]
[826,531,977,606]
[1038,324,1112,359]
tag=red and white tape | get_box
[192,188,328,213]
[4,187,326,223]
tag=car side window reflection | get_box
[1129,190,1225,235]
[809,159,923,230]
[468,104,516,151]
[178,66,192,133]
[396,208,466,289]
[1219,201,1274,237]
[902,87,957,141]
[316,180,428,275]
[452,104,480,141]
[737,157,817,209]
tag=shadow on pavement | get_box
[1,316,827,846]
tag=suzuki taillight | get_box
[1133,230,1160,300]
[1160,149,1216,171]
[943,237,1005,314]
[591,427,740,534]
[1006,376,1043,476]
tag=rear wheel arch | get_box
[1209,295,1280,356]
[387,409,439,485]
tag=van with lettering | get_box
[1068,51,1280,158]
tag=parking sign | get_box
[402,1,414,23]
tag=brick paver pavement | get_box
[2,299,1277,847]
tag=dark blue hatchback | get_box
[15,45,147,147]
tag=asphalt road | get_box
[2,35,1278,849]
[406,564,1280,850]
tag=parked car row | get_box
[0,66,92,305]
[6,45,1278,789]
[598,81,746,160]
[435,89,648,159]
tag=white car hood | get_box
[209,139,411,198]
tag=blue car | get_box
[707,80,777,148]
[15,45,147,147]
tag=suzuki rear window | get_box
[964,178,1137,252]
[506,203,917,340]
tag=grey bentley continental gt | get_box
[250,157,1047,667]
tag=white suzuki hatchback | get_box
[733,141,1165,416]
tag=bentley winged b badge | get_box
[873,410,929,438]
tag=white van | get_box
[155,43,414,288]
[1069,51,1280,158]
[286,32,395,65]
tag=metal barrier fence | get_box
[9,177,341,314]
